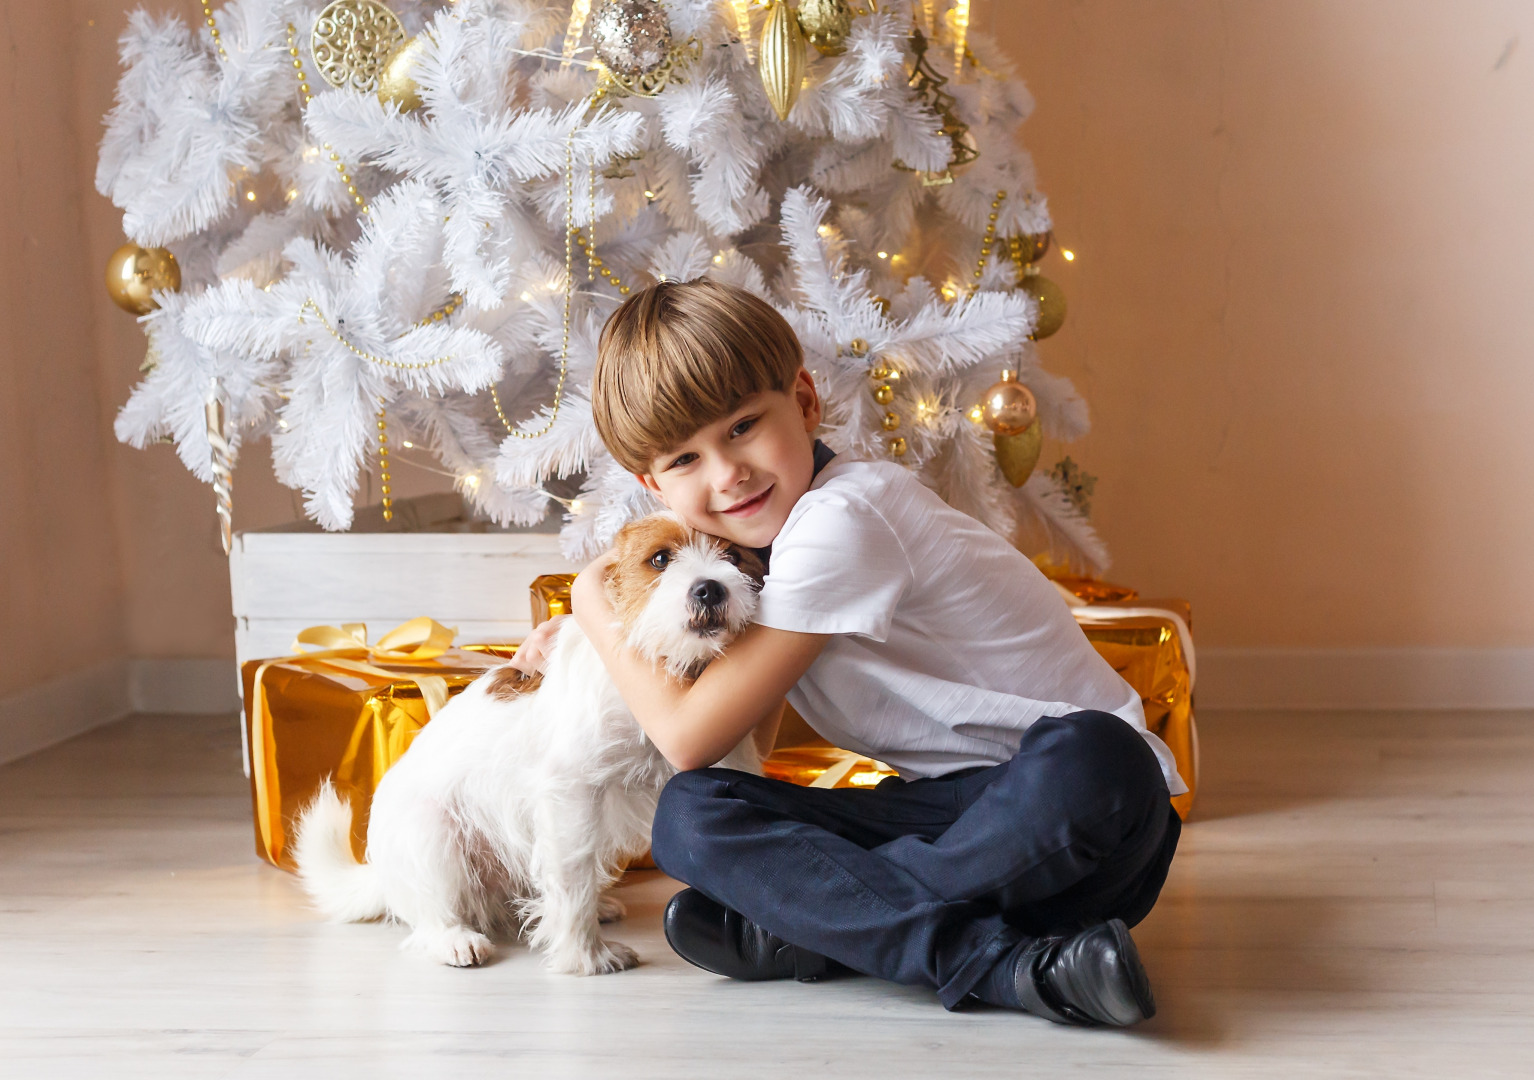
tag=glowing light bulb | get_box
[877,250,889,259]
[643,189,656,199]
[519,291,533,302]
[402,440,414,449]
[967,405,984,423]
[569,499,584,513]
[713,253,725,264]
[817,224,832,237]
[463,475,480,489]
[1062,249,1076,261]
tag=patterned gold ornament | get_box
[797,0,853,56]
[994,421,1043,487]
[310,0,406,94]
[1012,231,1051,265]
[105,243,181,315]
[377,36,426,112]
[1023,268,1067,339]
[979,369,1037,436]
[591,0,672,75]
[894,28,978,184]
[759,0,807,121]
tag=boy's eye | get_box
[730,417,757,438]
[649,550,671,570]
[665,452,698,470]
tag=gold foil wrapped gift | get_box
[526,574,1198,817]
[242,618,513,870]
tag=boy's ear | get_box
[636,473,669,505]
[793,367,822,432]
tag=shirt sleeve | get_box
[754,490,911,640]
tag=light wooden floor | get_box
[1,711,1532,1078]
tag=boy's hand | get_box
[510,614,569,677]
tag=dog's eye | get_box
[649,550,671,570]
[722,549,741,567]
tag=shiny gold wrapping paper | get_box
[242,646,505,870]
[526,574,1197,817]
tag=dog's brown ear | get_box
[731,545,766,584]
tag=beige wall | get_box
[986,0,1534,649]
[3,2,1532,715]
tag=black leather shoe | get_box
[662,888,829,982]
[1011,919,1156,1027]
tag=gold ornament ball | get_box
[994,421,1043,487]
[848,337,869,358]
[378,36,427,112]
[759,0,807,121]
[889,436,909,458]
[979,371,1037,436]
[310,0,406,93]
[797,0,853,56]
[104,243,181,315]
[1016,231,1051,264]
[1025,272,1068,340]
[881,411,900,431]
[872,383,894,406]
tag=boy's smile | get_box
[637,369,823,549]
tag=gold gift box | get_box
[528,573,1197,817]
[242,634,511,870]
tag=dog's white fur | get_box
[291,515,763,974]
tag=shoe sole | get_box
[1106,918,1157,1024]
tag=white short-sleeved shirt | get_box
[755,457,1188,794]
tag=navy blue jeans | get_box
[650,711,1181,1009]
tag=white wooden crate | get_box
[230,529,579,670]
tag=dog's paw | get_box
[414,927,494,967]
[596,895,627,923]
[545,938,640,976]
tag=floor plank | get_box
[1,711,1532,1078]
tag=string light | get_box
[1062,249,1076,261]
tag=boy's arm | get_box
[572,556,826,771]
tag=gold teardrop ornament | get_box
[994,420,1043,487]
[377,36,426,112]
[759,0,807,121]
[105,243,181,315]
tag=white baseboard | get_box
[1199,647,1534,710]
[0,658,242,768]
[0,660,132,766]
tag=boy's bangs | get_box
[594,281,802,473]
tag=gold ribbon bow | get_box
[249,617,459,861]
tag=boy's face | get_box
[636,368,823,550]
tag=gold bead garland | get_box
[288,22,369,216]
[574,230,631,295]
[201,0,228,61]
[971,189,1006,286]
[298,298,456,369]
[376,399,394,522]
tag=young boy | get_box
[531,279,1187,1024]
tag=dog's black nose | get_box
[690,579,726,608]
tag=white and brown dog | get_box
[291,514,765,975]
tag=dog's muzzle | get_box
[686,578,731,635]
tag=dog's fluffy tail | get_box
[292,780,387,922]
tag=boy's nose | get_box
[690,579,726,608]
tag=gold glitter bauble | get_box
[311,0,406,94]
[797,0,853,56]
[104,243,180,315]
[760,0,807,121]
[591,0,673,77]
[979,370,1037,436]
[1025,272,1067,339]
[994,421,1043,487]
[377,36,426,112]
[1015,231,1051,264]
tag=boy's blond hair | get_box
[592,279,803,474]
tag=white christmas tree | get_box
[98,0,1108,572]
